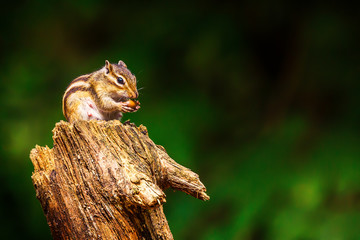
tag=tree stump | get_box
[30,120,209,240]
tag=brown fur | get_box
[62,60,139,122]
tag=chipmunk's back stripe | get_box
[64,86,90,99]
[63,85,90,121]
[72,75,90,84]
[64,75,90,90]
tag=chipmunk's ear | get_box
[118,60,127,68]
[105,60,113,74]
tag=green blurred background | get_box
[1,1,359,239]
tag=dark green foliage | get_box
[0,1,359,239]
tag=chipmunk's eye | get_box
[117,76,125,85]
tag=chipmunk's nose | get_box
[126,88,138,99]
[132,91,139,99]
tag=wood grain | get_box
[30,120,209,240]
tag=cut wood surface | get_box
[30,120,209,240]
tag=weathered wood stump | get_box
[30,120,209,240]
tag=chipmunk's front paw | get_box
[121,100,140,113]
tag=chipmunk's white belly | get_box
[77,97,123,121]
[77,98,103,120]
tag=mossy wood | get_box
[30,120,209,240]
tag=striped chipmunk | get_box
[62,60,140,123]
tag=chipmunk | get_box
[62,60,140,123]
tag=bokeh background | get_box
[1,1,359,239]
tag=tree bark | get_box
[30,120,209,240]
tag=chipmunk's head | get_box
[102,60,138,101]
